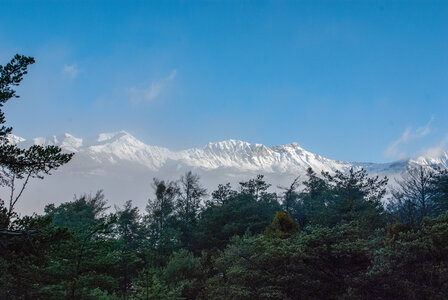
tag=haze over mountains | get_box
[6,131,448,215]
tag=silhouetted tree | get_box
[323,168,388,229]
[239,174,274,201]
[389,166,437,227]
[278,176,300,215]
[44,191,117,298]
[210,182,236,205]
[113,200,144,297]
[0,55,73,228]
[145,178,180,264]
[432,168,448,215]
[294,168,333,227]
[176,171,206,249]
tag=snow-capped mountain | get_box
[5,131,448,215]
[14,131,354,174]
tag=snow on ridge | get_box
[7,134,26,144]
[178,139,350,173]
[97,130,131,143]
[411,151,448,169]
[11,131,448,176]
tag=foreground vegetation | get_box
[1,167,448,299]
[1,55,448,299]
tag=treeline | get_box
[1,167,448,299]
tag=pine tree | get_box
[0,55,73,228]
[176,172,206,249]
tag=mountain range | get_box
[5,131,448,214]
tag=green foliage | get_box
[433,169,448,215]
[112,200,144,297]
[210,182,237,205]
[0,54,73,228]
[43,191,118,298]
[293,167,334,227]
[0,213,69,299]
[386,221,409,240]
[145,178,181,265]
[133,266,182,300]
[176,171,207,251]
[162,249,204,299]
[204,222,371,299]
[278,176,300,215]
[239,174,276,202]
[357,212,448,299]
[264,211,299,238]
[290,167,388,233]
[0,54,35,106]
[195,188,280,251]
[323,168,388,229]
[3,165,448,299]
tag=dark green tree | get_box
[176,171,207,250]
[145,178,180,264]
[204,221,371,299]
[0,210,68,299]
[0,55,73,228]
[278,176,300,216]
[323,168,388,230]
[161,249,204,299]
[113,200,144,297]
[210,182,237,205]
[195,177,280,251]
[44,191,117,298]
[239,174,275,201]
[358,212,448,299]
[294,167,333,227]
[432,168,448,215]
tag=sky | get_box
[0,0,447,163]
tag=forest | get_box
[2,56,448,299]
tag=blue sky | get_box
[0,0,447,163]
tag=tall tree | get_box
[145,178,180,264]
[114,200,144,297]
[209,182,237,205]
[176,171,207,250]
[178,172,207,221]
[294,168,333,227]
[196,179,280,251]
[44,191,117,298]
[389,166,437,227]
[278,176,300,215]
[239,174,274,201]
[323,168,388,229]
[0,55,73,228]
[432,168,448,215]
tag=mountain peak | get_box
[205,139,251,149]
[58,133,83,150]
[412,151,448,169]
[7,134,26,144]
[11,131,448,173]
[97,130,132,143]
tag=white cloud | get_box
[62,64,79,79]
[384,116,434,159]
[419,135,448,158]
[167,69,177,80]
[130,69,177,103]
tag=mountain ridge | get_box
[9,131,448,174]
[5,131,448,215]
